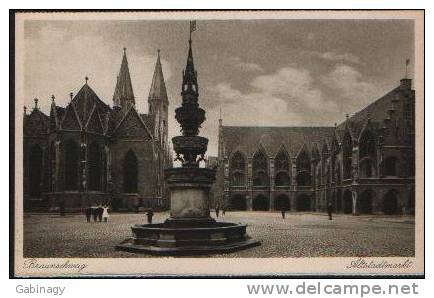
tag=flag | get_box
[406,58,410,66]
[190,20,197,33]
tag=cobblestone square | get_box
[23,212,415,258]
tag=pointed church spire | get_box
[148,49,168,103]
[113,48,135,108]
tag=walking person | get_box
[97,204,104,222]
[91,205,98,222]
[215,205,220,218]
[85,205,92,222]
[327,202,333,220]
[281,208,286,219]
[222,206,226,216]
[102,205,110,222]
[146,208,154,224]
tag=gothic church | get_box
[23,49,171,211]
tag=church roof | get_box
[113,49,135,107]
[24,107,49,136]
[221,126,335,158]
[68,83,111,128]
[148,50,168,103]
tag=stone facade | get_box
[23,49,171,212]
[216,78,416,215]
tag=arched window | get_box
[252,151,268,187]
[230,152,246,186]
[275,172,290,186]
[359,129,377,178]
[296,149,311,186]
[342,131,353,180]
[64,140,79,190]
[335,161,341,184]
[49,141,56,191]
[275,150,290,186]
[275,150,289,172]
[29,144,43,197]
[88,142,102,191]
[383,156,398,176]
[123,150,138,193]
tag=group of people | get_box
[214,205,226,218]
[85,205,110,222]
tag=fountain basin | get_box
[116,221,260,255]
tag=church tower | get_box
[148,49,169,151]
[113,48,135,109]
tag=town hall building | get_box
[23,49,171,211]
[216,78,416,215]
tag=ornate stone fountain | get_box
[116,29,259,255]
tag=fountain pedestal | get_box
[116,28,259,255]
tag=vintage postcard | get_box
[12,10,424,277]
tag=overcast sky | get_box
[23,19,414,156]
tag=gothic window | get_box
[359,129,376,159]
[123,150,138,193]
[230,152,246,186]
[88,142,102,191]
[64,140,79,191]
[335,162,341,184]
[275,150,289,172]
[360,159,374,178]
[275,171,290,186]
[296,149,311,186]
[383,156,398,176]
[342,131,353,180]
[252,151,268,187]
[49,141,56,191]
[29,144,43,197]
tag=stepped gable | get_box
[221,126,335,158]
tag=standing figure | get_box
[146,208,154,224]
[97,205,104,222]
[102,205,110,222]
[215,205,220,218]
[85,205,92,222]
[281,209,286,219]
[327,202,333,220]
[222,207,226,216]
[91,205,98,222]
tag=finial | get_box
[345,113,349,120]
[70,92,73,100]
[405,58,410,79]
[34,98,39,109]
[157,49,160,56]
[334,122,337,128]
[51,94,55,103]
[24,106,27,115]
[123,47,126,54]
[85,76,89,84]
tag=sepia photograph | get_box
[12,10,424,277]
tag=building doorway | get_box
[253,195,269,211]
[274,194,290,211]
[296,194,311,211]
[383,190,399,215]
[29,144,43,197]
[359,190,374,214]
[343,190,353,214]
[230,194,247,210]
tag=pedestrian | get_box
[91,205,98,222]
[146,208,154,224]
[102,205,110,222]
[327,202,333,220]
[97,204,104,222]
[281,209,286,219]
[222,207,226,216]
[215,205,220,218]
[85,205,92,222]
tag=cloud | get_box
[227,57,264,73]
[250,67,337,111]
[24,24,171,115]
[322,64,381,108]
[306,50,360,64]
